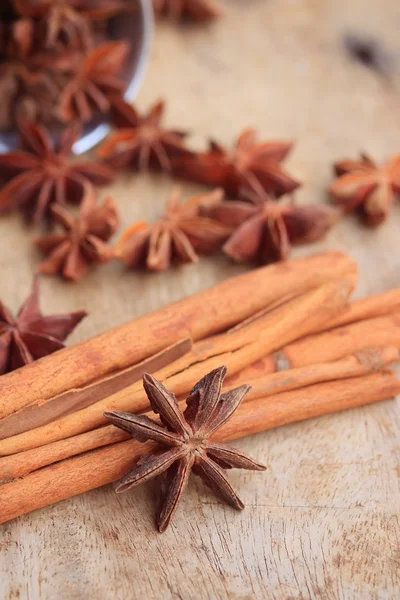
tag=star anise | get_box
[105,366,265,532]
[207,192,340,264]
[172,129,301,198]
[329,153,400,226]
[0,277,86,375]
[152,0,223,20]
[35,185,119,281]
[56,41,129,123]
[115,187,232,272]
[98,97,190,172]
[0,118,115,225]
[13,0,132,49]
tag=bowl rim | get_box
[74,0,154,155]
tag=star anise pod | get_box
[173,129,301,198]
[56,41,129,123]
[0,118,115,225]
[115,187,232,272]
[0,277,86,375]
[105,366,265,532]
[207,192,340,264]
[152,0,223,20]
[98,97,190,172]
[13,0,132,49]
[35,185,119,281]
[329,153,400,226]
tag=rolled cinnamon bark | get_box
[229,312,400,383]
[0,346,396,483]
[0,251,357,420]
[0,369,398,526]
[0,279,350,457]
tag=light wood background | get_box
[1,1,400,598]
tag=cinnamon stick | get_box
[229,312,400,383]
[0,346,396,483]
[0,279,350,457]
[0,369,398,526]
[0,251,357,420]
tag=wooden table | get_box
[1,2,400,598]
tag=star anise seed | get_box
[115,187,232,272]
[35,184,119,281]
[105,366,265,532]
[0,277,86,375]
[98,97,191,172]
[0,118,115,225]
[172,128,301,198]
[329,152,400,226]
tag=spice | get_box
[329,153,400,226]
[115,187,231,271]
[35,185,119,281]
[0,118,115,224]
[1,369,399,525]
[0,251,357,422]
[13,0,132,49]
[98,97,190,171]
[152,0,223,21]
[207,192,340,264]
[57,41,129,123]
[105,367,265,531]
[172,129,300,198]
[0,277,86,375]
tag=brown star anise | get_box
[56,41,129,123]
[0,277,86,375]
[329,153,400,226]
[35,185,119,281]
[115,187,232,272]
[98,97,190,172]
[105,366,265,532]
[207,192,340,264]
[152,0,223,20]
[13,0,132,49]
[173,128,301,198]
[0,118,115,224]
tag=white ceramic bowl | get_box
[0,0,153,155]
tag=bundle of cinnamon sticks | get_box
[0,250,399,525]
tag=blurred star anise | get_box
[0,277,86,375]
[98,97,190,172]
[173,129,301,198]
[0,118,115,225]
[329,153,400,226]
[152,0,223,20]
[207,192,340,264]
[13,0,132,49]
[57,41,129,123]
[115,187,231,272]
[35,185,119,281]
[105,366,265,532]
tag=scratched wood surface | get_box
[1,1,400,598]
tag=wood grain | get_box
[0,1,400,598]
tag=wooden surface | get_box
[1,1,400,598]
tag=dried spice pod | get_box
[207,193,340,265]
[13,0,132,49]
[105,366,265,532]
[329,153,400,226]
[56,40,130,123]
[0,277,86,375]
[152,0,223,21]
[35,185,119,281]
[0,118,115,225]
[115,187,231,272]
[98,97,190,171]
[172,128,300,198]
